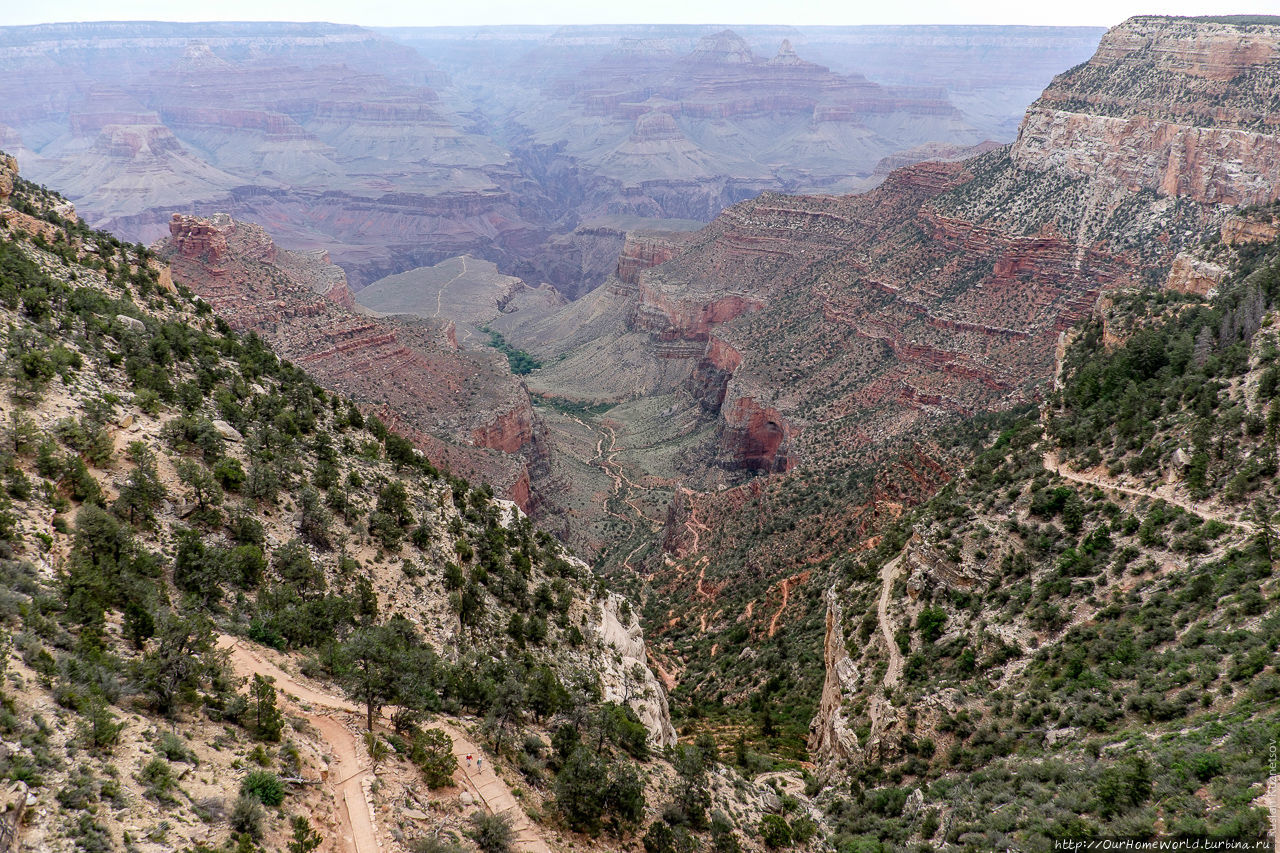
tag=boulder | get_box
[116,314,146,333]
[212,420,243,442]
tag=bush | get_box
[139,757,177,803]
[468,811,514,853]
[156,731,198,764]
[241,770,285,807]
[230,794,265,838]
[412,728,456,789]
[758,815,793,849]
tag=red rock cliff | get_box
[159,214,544,508]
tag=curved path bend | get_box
[218,636,553,853]
[865,552,906,744]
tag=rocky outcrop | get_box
[615,232,689,285]
[1012,16,1280,208]
[631,279,763,341]
[593,593,678,747]
[1165,253,1228,296]
[718,396,796,474]
[808,587,860,764]
[168,213,231,264]
[688,336,742,412]
[470,404,536,456]
[1012,109,1280,207]
[1222,213,1280,246]
[0,154,16,205]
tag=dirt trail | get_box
[681,487,711,556]
[602,424,665,528]
[1042,451,1250,532]
[433,255,470,318]
[877,554,906,689]
[437,722,551,853]
[219,637,377,853]
[864,553,906,744]
[220,636,554,853]
[767,572,808,638]
[564,414,664,572]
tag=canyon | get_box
[469,15,1280,735]
[3,10,1280,852]
[0,21,1101,296]
[30,16,1277,718]
[141,18,1280,698]
[159,213,545,508]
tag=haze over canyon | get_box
[1,11,1280,853]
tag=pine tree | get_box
[251,674,284,742]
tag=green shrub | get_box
[241,770,285,807]
[758,814,792,849]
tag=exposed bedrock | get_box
[718,395,797,474]
[1011,16,1280,207]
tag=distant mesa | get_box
[686,29,758,65]
[629,112,684,143]
[173,42,238,74]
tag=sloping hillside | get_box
[809,204,1280,850]
[0,155,809,853]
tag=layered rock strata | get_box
[159,214,543,506]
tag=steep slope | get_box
[495,15,1280,754]
[808,202,1280,850]
[0,154,827,853]
[156,213,545,510]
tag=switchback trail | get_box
[219,636,554,853]
[563,413,662,572]
[219,636,378,853]
[865,552,906,746]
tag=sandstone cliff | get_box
[1012,16,1280,212]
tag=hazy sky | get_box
[4,0,1278,28]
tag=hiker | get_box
[477,756,483,772]
[466,753,472,767]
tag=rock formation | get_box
[0,21,1102,298]
[0,153,16,204]
[159,214,545,507]
[593,593,679,747]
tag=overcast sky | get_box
[4,0,1278,28]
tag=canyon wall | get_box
[159,214,545,506]
[805,14,1280,768]
[1012,16,1280,210]
[1,21,1101,297]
